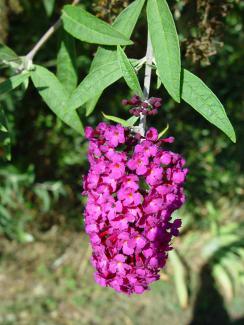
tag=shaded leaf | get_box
[62,5,133,46]
[147,0,181,102]
[0,107,11,161]
[158,124,169,138]
[57,30,77,94]
[31,65,83,134]
[0,72,30,96]
[182,69,236,143]
[0,42,20,68]
[43,0,55,17]
[117,46,143,96]
[86,0,145,115]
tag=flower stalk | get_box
[25,0,80,62]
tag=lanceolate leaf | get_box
[0,72,30,96]
[69,60,122,110]
[0,42,20,67]
[102,113,139,127]
[117,46,143,96]
[0,107,11,161]
[86,96,100,117]
[158,124,169,138]
[112,0,146,37]
[182,69,236,143]
[85,0,145,115]
[213,264,234,301]
[126,115,140,126]
[62,5,133,46]
[57,30,77,94]
[147,0,181,102]
[169,250,189,309]
[43,0,55,17]
[31,65,83,134]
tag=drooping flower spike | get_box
[83,122,188,295]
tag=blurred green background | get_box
[0,0,243,324]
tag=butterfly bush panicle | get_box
[83,122,188,295]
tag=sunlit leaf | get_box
[85,0,145,115]
[126,115,139,126]
[182,69,236,143]
[102,112,139,127]
[62,5,133,46]
[69,60,122,110]
[147,0,181,102]
[117,46,143,96]
[31,65,83,134]
[213,264,234,301]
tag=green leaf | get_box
[117,46,143,96]
[158,124,169,138]
[169,250,189,308]
[213,264,234,301]
[57,30,77,94]
[62,5,133,46]
[43,0,55,17]
[85,0,145,115]
[31,65,83,134]
[68,60,122,110]
[156,69,162,89]
[0,42,20,68]
[102,113,139,127]
[181,69,236,143]
[126,115,139,126]
[112,0,146,37]
[0,107,11,161]
[0,72,30,96]
[147,0,181,102]
[86,96,100,117]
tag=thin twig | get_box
[139,32,154,136]
[26,0,80,61]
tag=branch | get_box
[26,0,80,61]
[139,32,154,136]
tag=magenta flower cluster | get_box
[83,122,188,295]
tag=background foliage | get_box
[0,0,243,324]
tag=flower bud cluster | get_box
[122,95,163,116]
[83,123,188,294]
